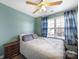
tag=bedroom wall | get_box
[0,3,34,56]
[34,17,41,36]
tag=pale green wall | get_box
[34,17,41,36]
[0,3,34,56]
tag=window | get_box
[47,15,64,39]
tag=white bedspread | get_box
[20,37,65,59]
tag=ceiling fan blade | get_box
[47,1,62,6]
[33,7,41,14]
[26,1,38,5]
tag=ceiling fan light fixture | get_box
[26,0,63,14]
[41,6,46,11]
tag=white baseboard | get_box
[0,55,4,59]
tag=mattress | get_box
[20,37,65,59]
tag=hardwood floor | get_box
[12,54,77,59]
[12,54,27,59]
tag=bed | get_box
[20,34,65,59]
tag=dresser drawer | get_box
[4,41,20,59]
[6,45,18,49]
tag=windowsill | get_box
[55,36,65,40]
[47,35,65,40]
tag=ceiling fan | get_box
[26,0,63,14]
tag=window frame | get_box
[47,15,65,39]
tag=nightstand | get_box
[66,50,77,59]
[65,44,77,52]
[65,44,78,59]
[4,40,20,59]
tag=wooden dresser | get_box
[4,40,20,59]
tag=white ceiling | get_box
[0,0,78,18]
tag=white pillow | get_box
[32,34,38,39]
[22,34,34,41]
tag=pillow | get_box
[22,34,34,41]
[32,34,38,39]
